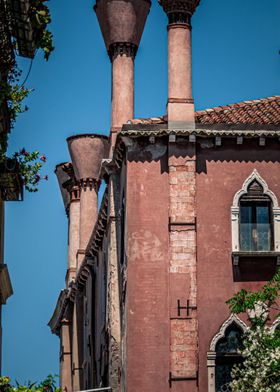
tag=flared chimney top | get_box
[95,0,151,60]
[67,134,109,182]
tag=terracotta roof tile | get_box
[130,116,166,125]
[129,96,280,126]
[195,96,280,125]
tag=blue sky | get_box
[3,0,280,383]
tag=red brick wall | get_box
[168,143,198,392]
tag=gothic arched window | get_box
[208,315,247,392]
[231,170,280,253]
[239,180,273,252]
[215,323,243,392]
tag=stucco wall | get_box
[196,139,280,391]
[125,142,170,392]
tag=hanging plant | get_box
[0,148,48,194]
[29,0,54,60]
[0,65,32,129]
[13,148,48,192]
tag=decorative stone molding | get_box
[271,317,280,333]
[48,289,70,335]
[79,178,100,192]
[231,169,280,251]
[108,42,138,62]
[168,97,194,104]
[209,314,248,352]
[232,169,278,208]
[69,185,80,202]
[159,0,200,25]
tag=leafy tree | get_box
[226,270,280,391]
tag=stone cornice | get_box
[48,288,70,335]
[159,0,200,25]
[119,127,280,138]
[74,188,109,292]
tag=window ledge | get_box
[232,251,280,266]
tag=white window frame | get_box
[231,169,280,252]
[271,317,280,333]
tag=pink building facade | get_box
[49,1,280,391]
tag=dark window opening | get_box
[215,323,244,392]
[239,180,273,252]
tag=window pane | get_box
[256,206,271,251]
[240,206,253,251]
[240,203,272,251]
[215,325,243,392]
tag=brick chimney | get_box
[67,134,109,268]
[95,0,151,149]
[55,162,80,286]
[159,0,200,129]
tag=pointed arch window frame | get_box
[207,314,248,392]
[231,169,280,253]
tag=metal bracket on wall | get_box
[177,299,197,318]
[169,371,198,388]
[72,362,83,375]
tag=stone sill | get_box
[232,251,280,266]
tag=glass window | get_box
[239,181,273,252]
[215,324,243,392]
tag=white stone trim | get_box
[207,351,216,392]
[231,169,280,251]
[207,314,248,392]
[232,169,279,208]
[271,317,280,333]
[210,314,248,351]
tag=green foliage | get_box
[226,269,280,324]
[0,376,12,392]
[0,375,60,392]
[226,271,280,391]
[0,148,47,193]
[0,66,31,128]
[38,30,54,61]
[14,149,48,192]
[29,0,54,60]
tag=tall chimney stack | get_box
[55,162,80,286]
[95,0,151,149]
[159,0,200,129]
[67,134,109,268]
